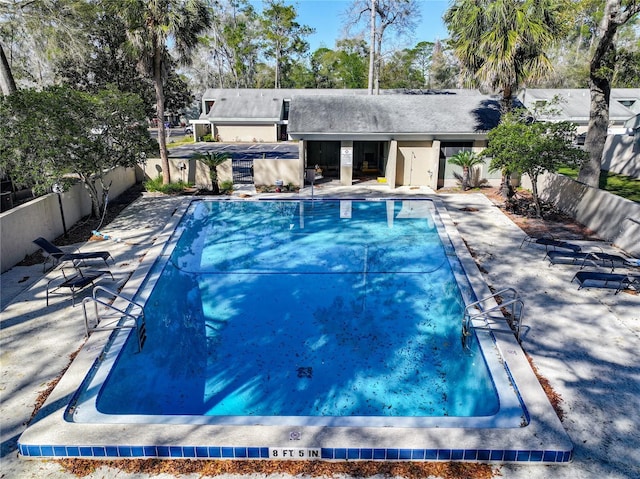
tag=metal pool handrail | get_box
[462,287,525,347]
[81,286,147,352]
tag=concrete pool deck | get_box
[1,184,639,478]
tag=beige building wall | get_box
[441,140,499,189]
[214,125,276,143]
[385,140,398,188]
[142,158,232,189]
[253,158,301,186]
[396,141,437,188]
[298,141,306,186]
[193,124,211,141]
[143,156,302,189]
[216,159,233,185]
[340,141,354,186]
[471,140,491,179]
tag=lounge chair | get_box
[46,268,114,306]
[520,235,581,252]
[33,237,113,272]
[545,250,600,269]
[592,253,640,270]
[572,271,639,294]
[545,250,636,272]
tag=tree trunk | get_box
[500,170,514,199]
[81,175,102,219]
[577,0,640,188]
[367,0,376,95]
[501,84,513,114]
[578,12,617,188]
[530,173,542,218]
[275,39,281,89]
[375,32,382,95]
[462,166,470,190]
[153,47,171,185]
[100,178,112,220]
[210,166,220,194]
[579,77,609,188]
[0,42,17,96]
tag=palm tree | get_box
[444,0,567,113]
[447,150,485,190]
[193,151,230,194]
[117,0,211,185]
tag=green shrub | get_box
[219,180,233,193]
[144,176,191,194]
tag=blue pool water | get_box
[82,200,514,424]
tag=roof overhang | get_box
[205,118,279,124]
[289,132,488,142]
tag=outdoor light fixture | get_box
[52,183,68,237]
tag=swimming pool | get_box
[19,198,573,463]
[74,199,516,426]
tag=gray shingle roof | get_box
[199,88,639,132]
[200,88,485,125]
[288,93,501,136]
[518,89,639,123]
[202,90,283,122]
[200,89,376,122]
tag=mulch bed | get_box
[58,459,496,478]
[476,187,599,240]
[56,184,146,247]
[17,184,146,267]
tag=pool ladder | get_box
[462,288,524,348]
[81,286,147,352]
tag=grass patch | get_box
[557,168,640,202]
[556,166,579,179]
[167,136,195,148]
[144,176,192,194]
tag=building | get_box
[288,91,505,189]
[519,89,640,177]
[191,88,504,189]
[518,88,640,134]
[190,88,639,189]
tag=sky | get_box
[250,0,450,52]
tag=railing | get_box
[81,286,146,352]
[462,288,524,348]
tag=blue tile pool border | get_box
[18,443,572,463]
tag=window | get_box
[282,100,291,121]
[441,143,473,158]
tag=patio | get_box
[1,185,638,479]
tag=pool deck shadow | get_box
[1,187,639,479]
